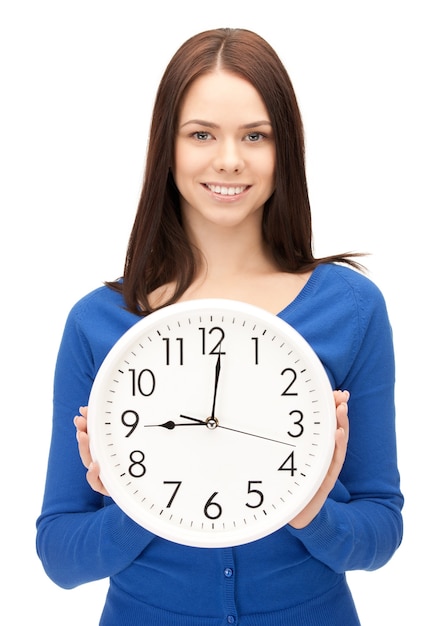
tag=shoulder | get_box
[61,285,142,371]
[67,283,141,336]
[287,263,388,324]
[305,263,389,324]
[313,263,385,301]
[67,284,127,321]
[281,264,392,386]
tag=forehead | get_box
[178,70,270,123]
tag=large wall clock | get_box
[88,298,336,548]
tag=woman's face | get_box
[173,70,276,234]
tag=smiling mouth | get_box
[205,184,248,196]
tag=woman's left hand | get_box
[288,389,350,529]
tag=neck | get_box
[183,203,275,271]
[191,226,275,280]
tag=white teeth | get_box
[206,184,246,196]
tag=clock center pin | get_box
[206,417,219,430]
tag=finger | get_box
[77,429,93,469]
[86,462,109,497]
[328,424,348,483]
[320,420,348,498]
[335,400,349,441]
[333,389,350,406]
[74,415,88,436]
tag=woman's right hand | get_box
[74,406,110,496]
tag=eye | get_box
[193,131,212,141]
[245,132,267,142]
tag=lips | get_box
[205,184,248,196]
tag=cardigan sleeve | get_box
[284,266,403,572]
[36,292,155,589]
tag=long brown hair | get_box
[108,28,363,314]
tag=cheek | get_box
[257,146,275,177]
[173,148,203,185]
[171,152,201,203]
[261,152,276,189]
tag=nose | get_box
[213,139,244,173]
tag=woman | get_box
[36,28,403,625]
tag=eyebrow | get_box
[180,119,272,129]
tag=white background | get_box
[1,1,444,623]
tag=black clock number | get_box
[129,368,156,396]
[121,409,139,437]
[278,451,297,476]
[199,326,226,355]
[281,368,298,396]
[204,492,223,519]
[162,337,184,365]
[128,450,146,477]
[163,481,182,507]
[245,480,264,508]
[251,337,259,365]
[288,409,304,438]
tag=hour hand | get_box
[179,414,207,425]
[145,415,207,430]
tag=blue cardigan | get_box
[36,264,403,625]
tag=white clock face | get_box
[88,299,336,548]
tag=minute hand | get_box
[210,352,221,418]
[179,415,295,447]
[217,424,296,447]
